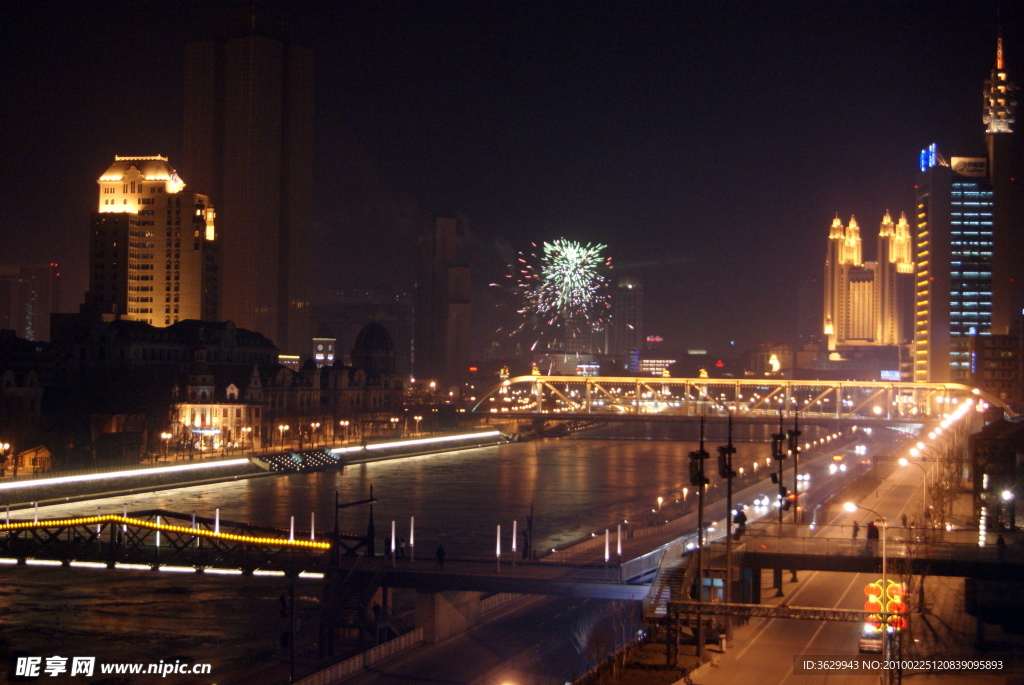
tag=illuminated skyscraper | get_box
[83,156,219,326]
[823,214,912,352]
[183,23,313,355]
[875,211,915,346]
[985,33,1022,333]
[912,145,994,383]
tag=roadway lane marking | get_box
[775,571,864,685]
[731,568,821,662]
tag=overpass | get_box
[471,375,1011,421]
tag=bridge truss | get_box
[472,376,1009,421]
[0,509,364,574]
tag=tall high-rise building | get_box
[610,277,643,355]
[415,218,471,386]
[985,34,1022,333]
[183,23,313,355]
[82,156,219,327]
[912,145,994,383]
[875,211,915,345]
[0,264,60,341]
[823,214,912,351]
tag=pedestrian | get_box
[436,544,446,568]
[398,537,407,559]
[866,521,879,555]
[901,513,908,529]
[852,520,860,540]
[998,534,1006,560]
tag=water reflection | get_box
[39,425,827,558]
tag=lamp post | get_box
[899,458,929,517]
[413,415,423,435]
[0,442,10,478]
[390,417,400,436]
[339,420,350,443]
[278,424,290,450]
[310,422,321,447]
[845,502,889,665]
[241,426,253,453]
[160,432,171,462]
[717,411,738,646]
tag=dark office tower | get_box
[415,218,471,387]
[610,277,643,355]
[985,34,1022,333]
[913,144,995,382]
[0,264,60,341]
[183,22,313,356]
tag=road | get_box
[694,449,999,685]
[342,595,639,685]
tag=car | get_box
[858,622,884,653]
[754,494,770,508]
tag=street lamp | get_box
[241,426,253,453]
[310,422,321,447]
[898,458,929,517]
[390,417,400,436]
[413,415,423,435]
[160,432,172,461]
[0,442,10,477]
[339,420,350,443]
[845,502,889,661]
[278,424,290,449]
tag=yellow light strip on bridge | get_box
[0,515,331,551]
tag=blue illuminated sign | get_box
[919,143,938,172]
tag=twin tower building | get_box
[824,36,1020,388]
[823,212,914,354]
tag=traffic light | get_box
[717,445,736,478]
[779,485,791,511]
[772,432,787,459]
[787,428,802,453]
[689,449,709,486]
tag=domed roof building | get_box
[351,321,395,384]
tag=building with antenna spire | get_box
[985,31,1022,334]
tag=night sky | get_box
[2,1,1021,356]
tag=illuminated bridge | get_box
[472,376,1012,421]
[0,509,343,575]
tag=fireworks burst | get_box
[494,239,612,351]
[523,239,611,321]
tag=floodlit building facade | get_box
[823,213,912,351]
[913,146,995,383]
[83,156,219,327]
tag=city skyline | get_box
[1,1,1022,355]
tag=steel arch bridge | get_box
[471,376,1013,421]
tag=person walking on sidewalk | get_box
[852,520,860,540]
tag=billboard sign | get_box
[951,157,987,178]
